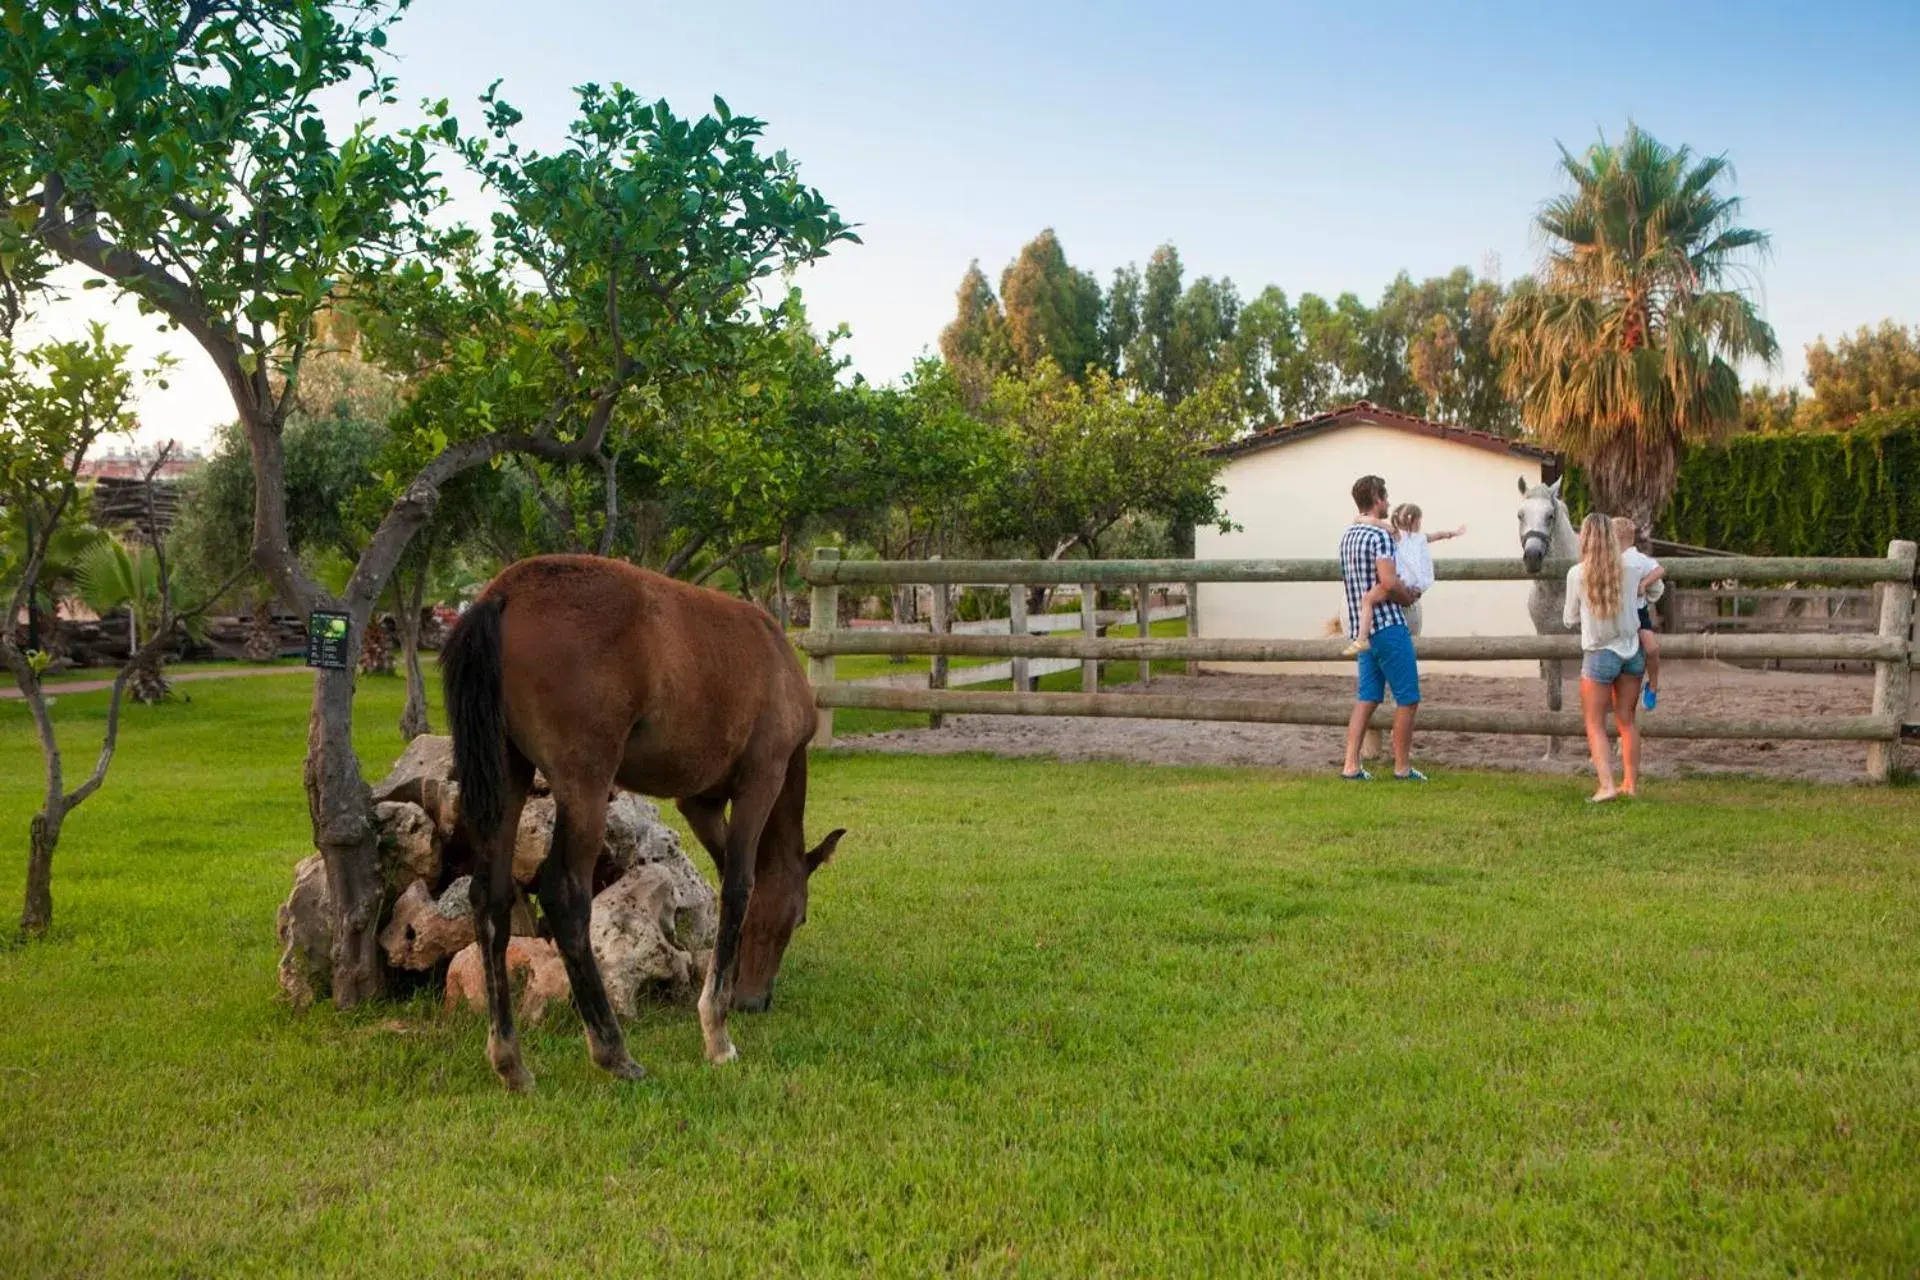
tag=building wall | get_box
[1194,424,1549,677]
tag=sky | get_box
[33,0,1920,450]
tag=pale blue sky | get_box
[49,0,1920,446]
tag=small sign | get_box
[306,611,353,670]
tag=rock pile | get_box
[276,735,716,1020]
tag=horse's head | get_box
[1516,475,1565,575]
[730,824,846,1012]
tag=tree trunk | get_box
[307,658,384,1004]
[358,614,393,675]
[20,810,57,936]
[774,533,791,631]
[243,590,279,661]
[398,562,431,741]
[129,641,170,705]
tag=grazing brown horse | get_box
[441,555,844,1091]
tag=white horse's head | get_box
[1516,476,1566,575]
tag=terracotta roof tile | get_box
[1212,401,1559,465]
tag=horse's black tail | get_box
[442,595,509,847]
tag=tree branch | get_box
[690,539,767,586]
[61,664,135,811]
[660,530,709,578]
[597,447,619,557]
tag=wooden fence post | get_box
[929,555,950,729]
[1081,581,1098,692]
[1185,579,1200,677]
[807,547,839,747]
[1136,582,1152,685]
[1866,539,1917,781]
[1008,582,1030,693]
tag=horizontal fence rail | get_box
[805,556,1916,587]
[798,631,1908,664]
[817,684,1901,743]
[802,542,1919,779]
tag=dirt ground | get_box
[843,661,1909,784]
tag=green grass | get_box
[2,675,1918,1276]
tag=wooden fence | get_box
[800,543,1920,781]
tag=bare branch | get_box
[597,447,619,557]
[61,660,135,811]
[661,531,709,579]
[690,540,768,586]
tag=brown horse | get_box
[441,554,844,1091]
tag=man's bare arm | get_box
[1376,555,1418,606]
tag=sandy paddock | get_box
[842,661,1909,785]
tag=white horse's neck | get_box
[1549,503,1578,560]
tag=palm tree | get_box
[1495,124,1779,539]
[73,534,172,703]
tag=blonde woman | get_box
[1563,514,1665,802]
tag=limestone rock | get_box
[512,796,555,886]
[590,861,718,1015]
[602,793,691,877]
[375,800,440,889]
[370,734,453,806]
[276,854,332,1009]
[445,937,572,1025]
[380,877,475,971]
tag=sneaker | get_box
[1642,686,1658,711]
[1341,639,1370,657]
[1341,768,1372,781]
[1394,768,1428,782]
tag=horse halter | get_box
[1521,527,1552,555]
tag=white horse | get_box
[1518,477,1578,756]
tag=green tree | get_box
[4,6,852,1002]
[1372,269,1517,434]
[0,328,170,935]
[1102,264,1143,379]
[938,260,1012,407]
[1128,244,1184,400]
[972,360,1236,559]
[1800,322,1920,428]
[1494,124,1779,537]
[999,229,1103,382]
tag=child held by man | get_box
[1342,503,1465,655]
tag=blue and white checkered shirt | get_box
[1341,523,1405,639]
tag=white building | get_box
[1194,402,1559,677]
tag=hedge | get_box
[1565,408,1919,557]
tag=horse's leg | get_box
[539,781,646,1081]
[1542,657,1563,760]
[699,764,785,1066]
[676,794,729,876]
[471,748,534,1092]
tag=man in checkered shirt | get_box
[1340,474,1424,781]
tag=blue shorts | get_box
[1356,623,1420,705]
[1582,648,1646,683]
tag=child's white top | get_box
[1620,546,1664,610]
[1394,531,1434,593]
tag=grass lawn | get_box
[2,673,1917,1276]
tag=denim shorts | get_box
[1357,623,1420,705]
[1582,647,1646,683]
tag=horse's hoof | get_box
[496,1064,536,1094]
[599,1056,648,1082]
[706,1041,739,1067]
